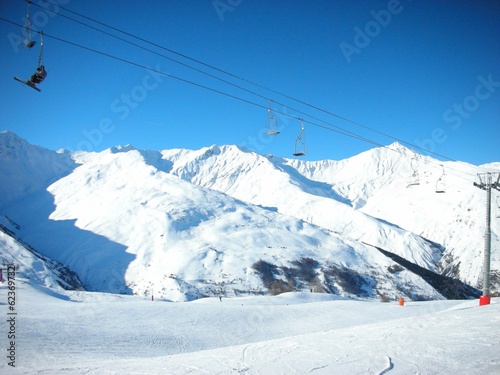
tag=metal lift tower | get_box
[473,172,500,305]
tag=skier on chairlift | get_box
[29,65,47,85]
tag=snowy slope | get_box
[165,145,442,270]
[0,283,498,374]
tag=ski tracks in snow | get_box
[377,356,394,375]
[234,341,301,374]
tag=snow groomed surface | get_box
[0,283,498,374]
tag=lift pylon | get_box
[473,172,500,305]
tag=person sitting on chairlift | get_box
[30,65,47,85]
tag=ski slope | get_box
[0,282,498,374]
[1,221,497,374]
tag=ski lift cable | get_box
[0,17,477,166]
[25,0,389,146]
[29,0,268,86]
[31,0,384,153]
[21,3,495,178]
[37,1,446,158]
[28,0,494,169]
[26,4,496,178]
[27,1,277,106]
[0,16,491,184]
[40,21,387,152]
[0,16,397,152]
[2,16,281,111]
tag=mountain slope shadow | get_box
[107,146,173,174]
[138,149,173,173]
[273,158,352,205]
[3,189,135,294]
[364,242,480,300]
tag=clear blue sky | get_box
[1,0,499,164]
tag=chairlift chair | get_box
[435,165,446,193]
[23,1,36,48]
[266,100,280,136]
[406,157,420,187]
[14,31,47,92]
[293,118,306,157]
[496,196,500,218]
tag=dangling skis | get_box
[13,77,41,92]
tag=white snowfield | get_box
[0,284,499,374]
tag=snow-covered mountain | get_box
[164,142,499,292]
[0,131,76,206]
[0,130,497,301]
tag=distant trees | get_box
[252,257,375,297]
[252,257,322,296]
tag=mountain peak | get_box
[374,141,417,159]
[0,130,33,150]
[0,131,77,207]
[1,129,19,137]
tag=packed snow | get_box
[0,282,499,374]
